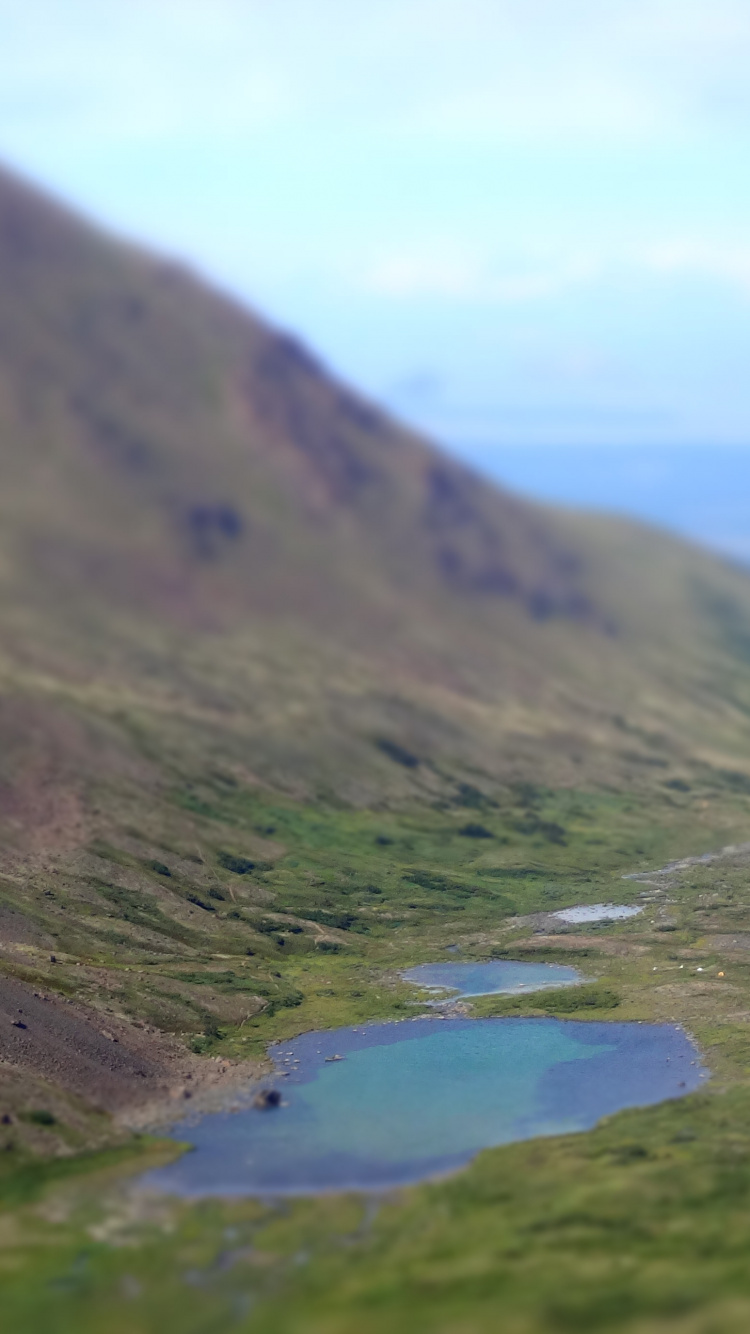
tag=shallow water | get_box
[402,959,582,998]
[552,903,643,924]
[145,1017,706,1198]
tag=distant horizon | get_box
[440,440,750,562]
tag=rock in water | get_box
[253,1088,282,1109]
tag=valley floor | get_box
[4,771,750,1332]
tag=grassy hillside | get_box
[3,164,750,820]
[4,165,750,1331]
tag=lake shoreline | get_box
[142,1012,709,1198]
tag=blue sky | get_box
[2,1,750,546]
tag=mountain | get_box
[2,163,750,1146]
[7,164,750,1334]
[3,164,750,821]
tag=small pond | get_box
[144,1017,707,1198]
[402,959,582,998]
[551,903,643,924]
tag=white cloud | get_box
[641,241,750,292]
[365,250,481,298]
[4,0,750,151]
[360,235,750,307]
[362,243,604,302]
[0,1,293,145]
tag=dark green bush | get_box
[255,918,283,934]
[24,1110,56,1127]
[455,783,498,809]
[218,851,255,875]
[306,909,356,930]
[375,738,419,767]
[187,893,214,912]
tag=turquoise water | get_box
[145,1017,706,1197]
[402,959,582,998]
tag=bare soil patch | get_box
[0,972,262,1130]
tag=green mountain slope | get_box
[1,162,750,1147]
[8,166,750,1334]
[2,163,750,832]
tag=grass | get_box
[6,1073,750,1333]
[3,771,750,1332]
[8,164,750,1331]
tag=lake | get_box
[402,959,583,998]
[144,1016,706,1198]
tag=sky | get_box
[2,1,750,549]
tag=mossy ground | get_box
[5,763,750,1331]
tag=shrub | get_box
[375,738,419,768]
[25,1109,56,1127]
[187,893,214,912]
[512,817,566,844]
[218,852,255,875]
[306,909,356,930]
[456,783,498,810]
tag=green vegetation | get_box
[7,164,750,1332]
[11,1090,750,1334]
[4,776,750,1332]
[22,1109,57,1127]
